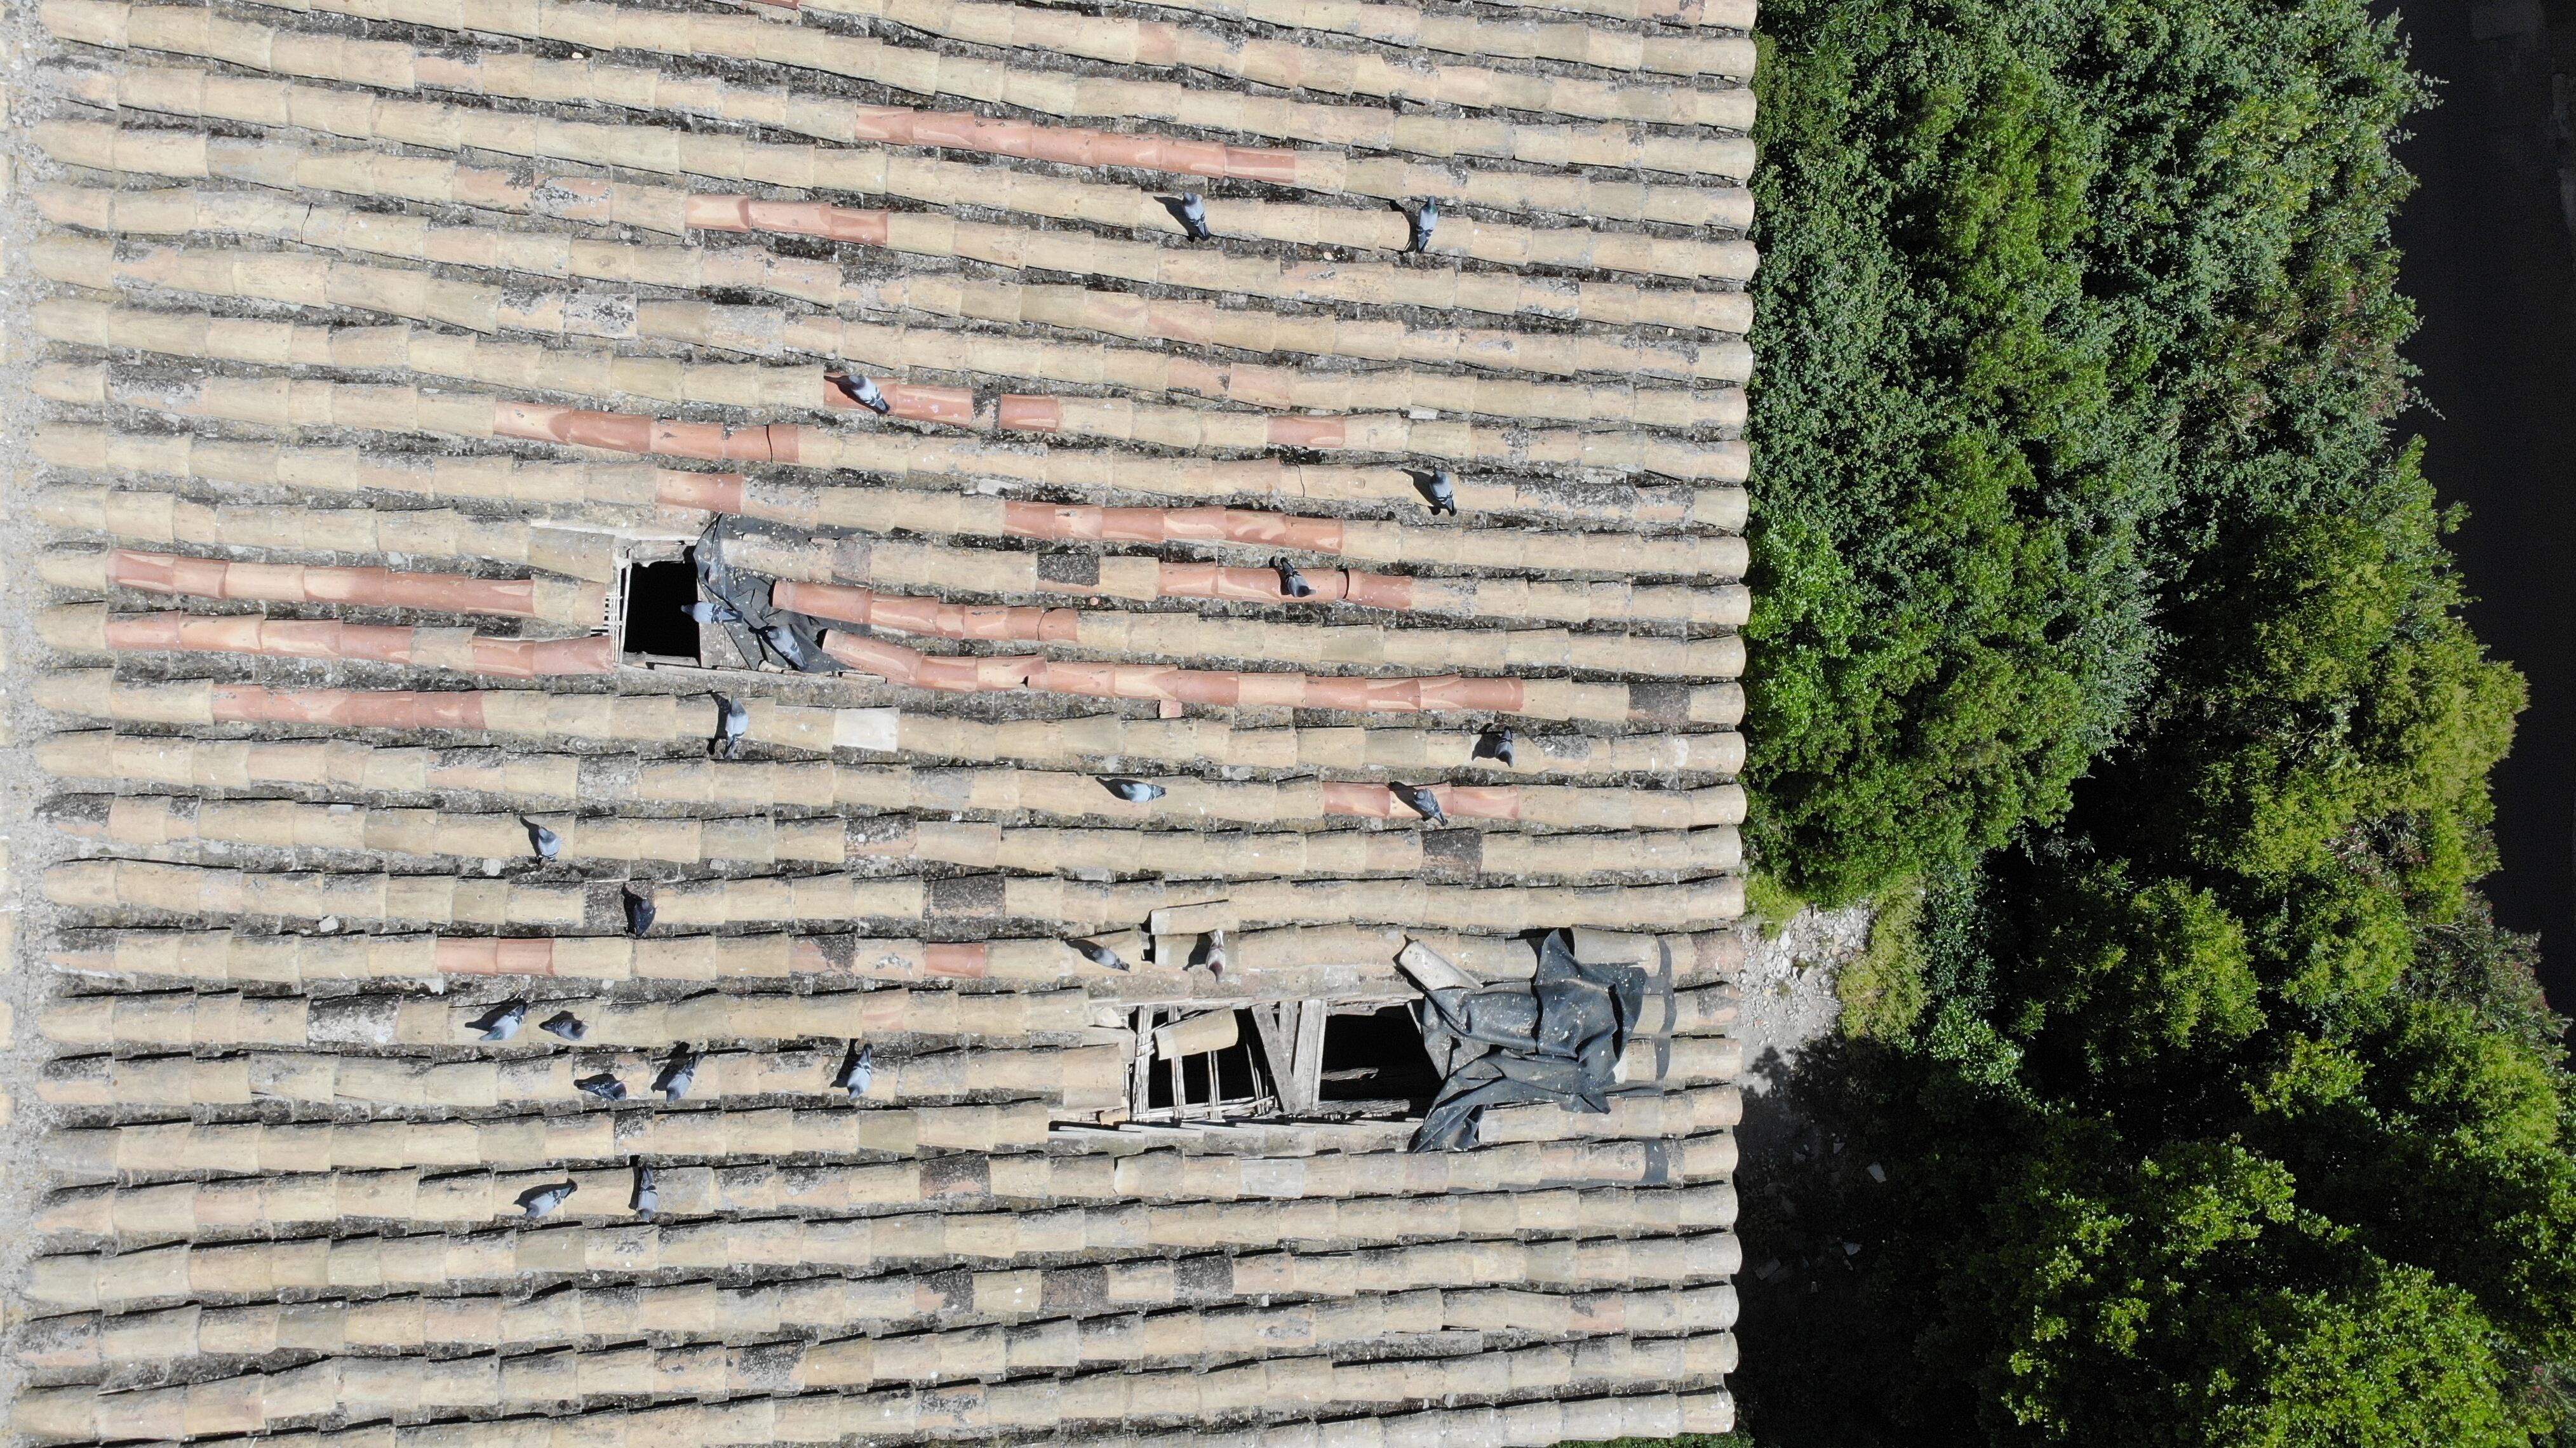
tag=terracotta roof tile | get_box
[10,0,1756,1428]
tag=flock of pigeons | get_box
[821,193,1461,520]
[478,988,878,1221]
[501,191,1473,1221]
[1171,192,1440,254]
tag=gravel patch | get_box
[1735,903,1871,1097]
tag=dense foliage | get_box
[1745,0,2424,904]
[1731,0,2573,1440]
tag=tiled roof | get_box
[6,0,1755,1435]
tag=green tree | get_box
[2007,868,2264,1075]
[1729,0,2566,1440]
[1964,1139,2540,1447]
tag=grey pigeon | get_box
[760,624,813,670]
[1423,470,1458,516]
[630,1162,659,1218]
[623,888,657,937]
[833,1042,875,1099]
[1101,777,1167,804]
[1475,727,1517,768]
[829,370,894,415]
[685,600,744,626]
[655,1045,700,1102]
[1405,198,1439,253]
[473,1000,530,1042]
[1187,932,1227,978]
[1071,937,1130,972]
[1175,192,1211,241]
[576,1072,628,1102]
[518,1182,577,1218]
[1276,559,1315,599]
[1392,782,1447,824]
[713,695,749,759]
[539,1010,587,1043]
[524,819,563,860]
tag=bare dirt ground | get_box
[1721,903,1874,1445]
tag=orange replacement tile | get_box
[100,549,549,618]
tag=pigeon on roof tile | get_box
[712,694,749,759]
[1423,470,1459,516]
[1101,778,1167,804]
[539,1010,587,1042]
[655,1044,700,1102]
[576,1072,629,1102]
[623,887,657,937]
[1174,192,1211,241]
[833,1042,875,1099]
[630,1162,659,1219]
[685,600,744,626]
[1071,937,1130,972]
[473,1000,530,1042]
[1392,782,1447,824]
[517,1182,577,1218]
[1475,727,1518,768]
[1276,558,1315,598]
[1406,198,1440,254]
[1188,931,1228,979]
[761,622,821,671]
[828,370,894,415]
[524,819,563,860]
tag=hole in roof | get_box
[1319,1003,1442,1115]
[623,553,701,661]
[1141,1007,1273,1117]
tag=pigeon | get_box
[518,1182,577,1218]
[1101,778,1167,804]
[655,1044,700,1102]
[1276,558,1315,599]
[1423,470,1459,516]
[524,819,563,860]
[1188,931,1227,979]
[833,1042,876,1100]
[539,1010,587,1043]
[1071,937,1130,972]
[1174,192,1211,241]
[760,624,814,671]
[712,694,749,760]
[576,1072,629,1102]
[630,1163,660,1218]
[685,600,744,626]
[623,887,657,937]
[829,370,894,415]
[1405,198,1439,254]
[1392,782,1447,824]
[1474,727,1517,768]
[473,1000,530,1042]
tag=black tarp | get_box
[693,518,839,673]
[1409,928,1667,1151]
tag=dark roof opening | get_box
[622,553,701,660]
[1318,1003,1443,1115]
[1136,1007,1275,1120]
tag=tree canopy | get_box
[1731,0,2569,1438]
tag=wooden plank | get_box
[1249,1002,1297,1109]
[1127,1007,1157,1122]
[1288,998,1328,1113]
